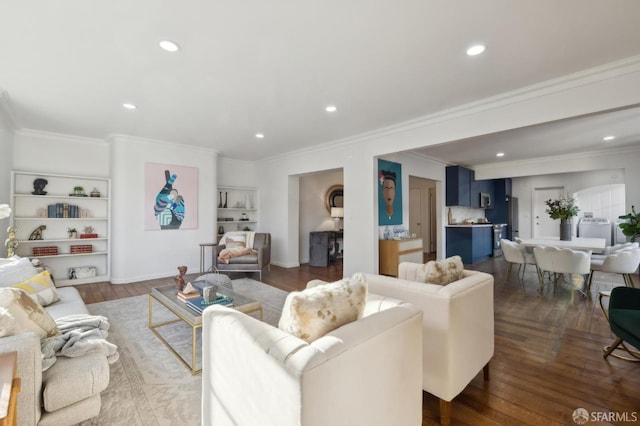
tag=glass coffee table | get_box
[149,283,262,375]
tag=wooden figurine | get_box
[175,265,188,292]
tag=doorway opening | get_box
[409,176,437,256]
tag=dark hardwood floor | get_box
[73,257,640,425]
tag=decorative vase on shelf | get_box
[218,192,223,208]
[245,193,252,210]
[560,218,572,241]
[224,192,228,208]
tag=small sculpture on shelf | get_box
[32,178,48,195]
[71,186,87,197]
[29,225,46,240]
[5,226,18,257]
[80,226,98,239]
[175,265,188,292]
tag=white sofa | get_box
[363,264,495,426]
[0,258,110,426]
[201,293,423,426]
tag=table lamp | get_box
[331,207,344,231]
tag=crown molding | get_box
[107,133,218,155]
[16,128,106,145]
[261,54,640,164]
[474,144,640,176]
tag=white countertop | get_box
[445,224,494,227]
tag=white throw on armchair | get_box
[201,294,423,426]
[362,264,494,426]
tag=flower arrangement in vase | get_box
[545,194,579,240]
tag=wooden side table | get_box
[0,352,20,426]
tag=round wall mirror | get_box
[325,185,344,213]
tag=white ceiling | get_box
[1,1,640,162]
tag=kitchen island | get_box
[446,224,493,264]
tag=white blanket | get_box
[41,314,119,371]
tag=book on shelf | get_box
[176,291,201,302]
[185,295,233,314]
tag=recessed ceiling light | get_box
[159,40,180,52]
[122,103,137,110]
[466,44,486,56]
[603,135,615,141]
[255,133,265,139]
[325,105,337,112]
[496,152,505,157]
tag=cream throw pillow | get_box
[278,273,368,343]
[224,236,246,249]
[12,270,60,307]
[0,257,40,286]
[0,288,60,338]
[416,255,464,285]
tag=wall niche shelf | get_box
[10,171,111,286]
[216,186,258,238]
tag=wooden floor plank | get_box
[73,256,640,425]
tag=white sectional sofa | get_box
[0,257,111,426]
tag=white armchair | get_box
[201,294,423,426]
[362,265,494,426]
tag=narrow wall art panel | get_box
[145,163,199,230]
[378,159,402,226]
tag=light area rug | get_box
[79,278,288,426]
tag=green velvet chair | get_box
[603,286,640,361]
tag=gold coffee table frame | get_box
[149,284,263,375]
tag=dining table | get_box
[519,236,606,253]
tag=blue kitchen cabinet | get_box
[470,178,495,209]
[446,226,493,264]
[445,166,472,206]
[485,178,511,224]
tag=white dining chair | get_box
[533,246,591,303]
[591,242,639,261]
[587,248,640,291]
[501,239,536,283]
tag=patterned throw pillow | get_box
[278,273,368,343]
[416,255,464,285]
[12,270,60,307]
[0,288,60,338]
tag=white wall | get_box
[256,59,640,275]
[109,136,217,283]
[299,170,343,263]
[6,58,640,279]
[14,130,109,177]
[511,167,629,239]
[217,157,256,188]
[0,95,15,252]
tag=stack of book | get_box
[177,290,201,303]
[186,294,233,314]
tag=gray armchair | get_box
[213,233,271,280]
